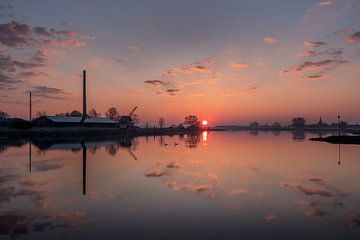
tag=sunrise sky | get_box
[0,0,359,125]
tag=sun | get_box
[202,120,208,126]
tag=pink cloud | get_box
[230,62,248,69]
[263,36,277,44]
[317,1,334,6]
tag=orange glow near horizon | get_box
[202,120,208,126]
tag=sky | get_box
[0,0,360,125]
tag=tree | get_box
[292,117,306,128]
[158,117,165,128]
[272,122,281,128]
[105,107,120,120]
[0,111,10,119]
[249,122,259,127]
[36,111,47,117]
[69,110,82,117]
[89,108,101,117]
[184,115,201,130]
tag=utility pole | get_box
[29,91,32,121]
[338,115,340,136]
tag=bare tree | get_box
[89,108,101,117]
[158,117,165,128]
[105,107,120,120]
[0,111,10,119]
[36,111,47,117]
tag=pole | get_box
[29,91,32,121]
[338,115,340,137]
[83,70,87,120]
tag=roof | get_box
[44,116,118,124]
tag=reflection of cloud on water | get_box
[282,176,348,219]
[346,215,360,228]
[145,169,169,177]
[228,188,249,196]
[32,158,65,172]
[264,213,277,221]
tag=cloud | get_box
[128,43,140,50]
[346,31,360,43]
[283,59,349,73]
[19,71,48,79]
[31,86,67,99]
[263,36,277,44]
[162,59,214,77]
[230,62,248,69]
[0,21,31,47]
[304,41,327,47]
[166,88,181,96]
[317,1,335,6]
[144,80,169,87]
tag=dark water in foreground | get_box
[0,131,360,239]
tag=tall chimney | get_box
[82,70,87,120]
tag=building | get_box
[32,116,118,128]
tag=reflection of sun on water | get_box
[202,131,208,142]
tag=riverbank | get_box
[0,126,223,139]
[310,135,360,144]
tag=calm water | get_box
[0,131,360,239]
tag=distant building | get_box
[32,116,118,128]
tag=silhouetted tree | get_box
[36,111,47,117]
[340,120,348,130]
[292,117,306,128]
[158,117,165,128]
[55,110,82,117]
[69,110,82,117]
[89,108,101,117]
[184,115,201,130]
[105,107,120,120]
[249,122,259,127]
[0,111,10,119]
[272,122,281,128]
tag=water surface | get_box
[0,131,360,239]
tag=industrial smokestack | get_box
[82,70,87,121]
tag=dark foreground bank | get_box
[310,135,360,144]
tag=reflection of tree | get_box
[249,130,259,136]
[185,134,200,148]
[271,130,281,136]
[292,130,306,141]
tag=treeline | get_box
[248,117,351,129]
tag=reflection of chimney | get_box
[82,70,87,121]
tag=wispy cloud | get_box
[283,59,348,73]
[263,36,277,44]
[317,1,335,6]
[31,86,67,99]
[230,62,248,69]
[304,41,327,47]
[346,31,360,43]
[128,43,140,50]
[162,59,214,77]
